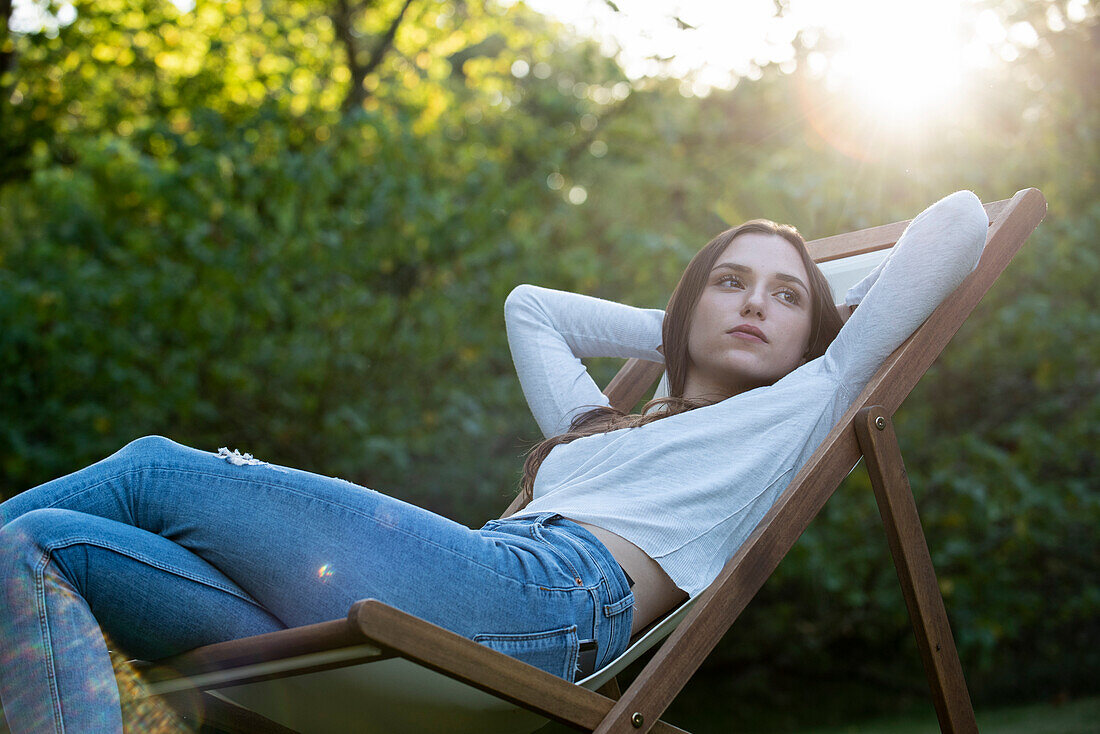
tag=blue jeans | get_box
[0,436,633,734]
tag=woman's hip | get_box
[0,437,633,679]
[475,513,635,678]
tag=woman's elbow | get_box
[504,284,536,321]
[942,190,989,239]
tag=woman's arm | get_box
[823,190,990,394]
[505,284,665,438]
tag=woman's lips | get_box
[727,325,768,343]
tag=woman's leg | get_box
[0,508,285,734]
[0,436,629,732]
[2,435,538,631]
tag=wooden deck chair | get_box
[133,188,1046,734]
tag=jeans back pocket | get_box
[473,624,580,681]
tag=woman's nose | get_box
[740,290,767,318]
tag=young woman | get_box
[0,191,988,733]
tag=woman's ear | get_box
[656,344,665,356]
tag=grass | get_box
[534,694,1100,734]
[6,692,1098,733]
[781,695,1100,734]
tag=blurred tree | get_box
[0,0,646,521]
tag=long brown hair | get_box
[518,219,843,497]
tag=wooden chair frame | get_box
[137,189,1046,734]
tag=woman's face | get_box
[683,232,815,401]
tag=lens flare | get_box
[789,0,989,159]
[111,645,195,733]
[822,0,970,123]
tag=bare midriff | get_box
[569,519,688,637]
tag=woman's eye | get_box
[717,275,744,288]
[777,289,800,304]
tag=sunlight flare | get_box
[799,0,973,126]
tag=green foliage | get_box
[0,0,627,521]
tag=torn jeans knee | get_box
[215,447,266,467]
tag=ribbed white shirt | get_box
[506,191,989,597]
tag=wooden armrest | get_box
[141,612,386,678]
[603,358,664,413]
[351,599,689,733]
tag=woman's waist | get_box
[568,520,687,638]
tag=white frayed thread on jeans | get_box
[215,447,266,466]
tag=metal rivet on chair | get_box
[874,416,886,430]
[631,712,644,728]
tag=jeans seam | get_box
[570,537,633,666]
[52,466,539,589]
[473,625,579,681]
[491,516,591,591]
[382,520,574,590]
[472,624,578,643]
[40,536,263,607]
[32,547,66,734]
[602,579,621,659]
[563,526,629,618]
[569,530,624,598]
[41,466,364,518]
[530,524,600,590]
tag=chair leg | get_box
[596,676,621,700]
[855,406,979,734]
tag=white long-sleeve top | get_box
[505,191,989,597]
